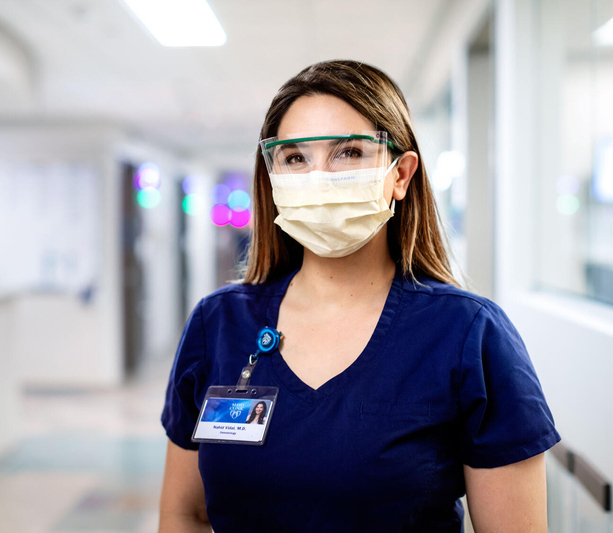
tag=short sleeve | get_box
[161,300,206,450]
[459,301,561,468]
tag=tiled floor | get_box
[0,358,171,533]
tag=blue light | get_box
[228,190,251,211]
[211,184,231,204]
[182,175,199,195]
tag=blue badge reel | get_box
[192,327,281,446]
[257,327,280,353]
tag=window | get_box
[536,0,613,306]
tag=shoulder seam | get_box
[458,303,486,412]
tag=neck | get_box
[293,230,396,304]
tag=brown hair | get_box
[242,60,460,288]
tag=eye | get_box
[285,153,306,165]
[336,147,363,159]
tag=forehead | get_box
[277,94,375,138]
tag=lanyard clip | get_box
[236,353,259,390]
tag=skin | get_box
[464,453,547,532]
[159,441,211,532]
[159,94,548,532]
[275,94,417,391]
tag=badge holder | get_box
[192,327,282,446]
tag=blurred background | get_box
[0,0,612,531]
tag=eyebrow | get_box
[265,134,374,150]
[274,138,362,153]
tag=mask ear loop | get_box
[386,157,400,213]
[386,157,400,174]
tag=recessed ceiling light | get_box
[122,0,226,47]
[593,17,613,47]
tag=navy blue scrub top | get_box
[162,266,561,532]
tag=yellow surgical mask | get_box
[269,158,399,258]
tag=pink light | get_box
[230,208,250,228]
[135,162,161,190]
[211,204,231,226]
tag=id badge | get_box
[192,385,278,446]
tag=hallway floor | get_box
[0,359,171,533]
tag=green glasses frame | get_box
[263,134,396,151]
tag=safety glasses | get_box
[260,131,396,175]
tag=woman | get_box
[246,401,267,425]
[159,60,560,532]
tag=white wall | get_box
[0,296,18,454]
[182,169,216,313]
[0,124,124,387]
[466,46,494,299]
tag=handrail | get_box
[550,441,612,512]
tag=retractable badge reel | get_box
[192,328,282,446]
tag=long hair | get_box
[242,60,459,288]
[246,401,267,424]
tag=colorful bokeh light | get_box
[137,187,162,209]
[228,190,251,211]
[230,209,251,228]
[135,162,161,190]
[222,171,248,193]
[209,175,252,228]
[211,203,232,226]
[556,194,580,216]
[182,175,199,195]
[211,184,231,205]
[556,175,580,196]
[183,194,203,216]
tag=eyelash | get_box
[285,153,306,165]
[283,148,363,165]
[336,148,362,159]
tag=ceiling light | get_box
[122,0,226,47]
[593,17,613,46]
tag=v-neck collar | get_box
[263,265,405,404]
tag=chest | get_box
[276,299,384,390]
[197,383,460,531]
[196,292,468,530]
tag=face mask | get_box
[269,158,399,258]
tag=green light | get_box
[556,194,580,216]
[182,194,201,216]
[137,187,161,209]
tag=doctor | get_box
[159,60,560,532]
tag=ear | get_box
[392,151,419,201]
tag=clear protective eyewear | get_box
[260,131,396,175]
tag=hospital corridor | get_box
[1,0,612,531]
